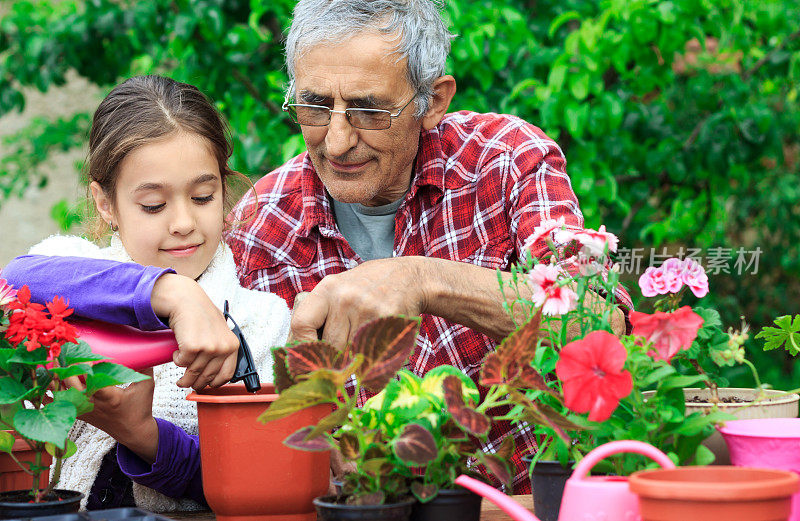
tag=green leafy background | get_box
[1,0,798,387]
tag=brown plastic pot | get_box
[629,466,799,521]
[0,433,51,493]
[187,383,331,521]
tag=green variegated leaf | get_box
[305,406,349,440]
[258,377,337,423]
[422,365,478,404]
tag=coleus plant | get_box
[260,314,578,505]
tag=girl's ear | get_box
[90,181,115,226]
[421,75,457,131]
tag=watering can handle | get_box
[455,475,540,521]
[571,440,676,480]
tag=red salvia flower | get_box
[630,306,705,362]
[556,330,633,422]
[4,286,78,359]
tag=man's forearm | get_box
[417,257,626,341]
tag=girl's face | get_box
[91,132,224,279]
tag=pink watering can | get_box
[70,300,261,391]
[455,440,675,521]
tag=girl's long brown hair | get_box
[86,75,254,239]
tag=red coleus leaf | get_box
[496,313,543,364]
[556,331,633,422]
[495,434,515,461]
[480,352,504,386]
[475,451,512,490]
[630,306,705,362]
[283,426,333,452]
[393,423,438,466]
[286,341,340,377]
[352,317,420,393]
[411,482,439,503]
[443,375,490,436]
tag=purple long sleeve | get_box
[2,255,172,330]
[117,418,206,506]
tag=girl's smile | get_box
[91,132,224,279]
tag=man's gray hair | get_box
[285,0,454,118]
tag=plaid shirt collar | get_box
[297,125,459,237]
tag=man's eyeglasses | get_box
[282,96,416,130]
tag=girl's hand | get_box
[63,369,159,464]
[151,274,240,390]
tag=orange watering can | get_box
[455,440,675,521]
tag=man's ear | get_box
[90,181,115,226]
[421,75,457,131]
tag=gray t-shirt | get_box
[331,196,404,261]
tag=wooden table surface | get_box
[167,494,534,521]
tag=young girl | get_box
[3,75,290,511]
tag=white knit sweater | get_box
[29,235,291,511]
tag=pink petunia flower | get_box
[573,225,619,257]
[630,306,705,362]
[556,331,633,422]
[527,263,578,316]
[681,258,709,298]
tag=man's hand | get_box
[290,258,426,348]
[151,274,239,390]
[63,369,159,464]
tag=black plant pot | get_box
[0,489,83,518]
[410,487,482,521]
[313,495,416,521]
[522,457,574,521]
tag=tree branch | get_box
[743,28,800,80]
[231,68,282,116]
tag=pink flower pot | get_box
[719,418,800,521]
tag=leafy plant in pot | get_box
[0,280,147,518]
[261,314,572,521]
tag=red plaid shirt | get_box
[227,111,632,493]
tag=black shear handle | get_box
[224,301,261,392]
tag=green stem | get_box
[742,359,763,391]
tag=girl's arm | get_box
[117,419,206,506]
[3,254,171,330]
[4,255,239,390]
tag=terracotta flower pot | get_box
[187,383,331,521]
[0,433,51,493]
[644,387,799,465]
[629,466,799,521]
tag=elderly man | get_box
[226,0,631,493]
[5,0,629,494]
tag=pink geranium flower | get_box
[523,216,576,254]
[0,277,17,308]
[638,267,672,297]
[681,258,709,298]
[556,331,633,422]
[630,306,705,362]
[527,263,578,316]
[660,258,685,293]
[574,225,619,257]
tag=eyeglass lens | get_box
[291,105,391,130]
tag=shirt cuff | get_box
[117,418,206,505]
[134,267,174,331]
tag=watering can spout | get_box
[454,475,540,521]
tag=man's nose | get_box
[325,110,358,158]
